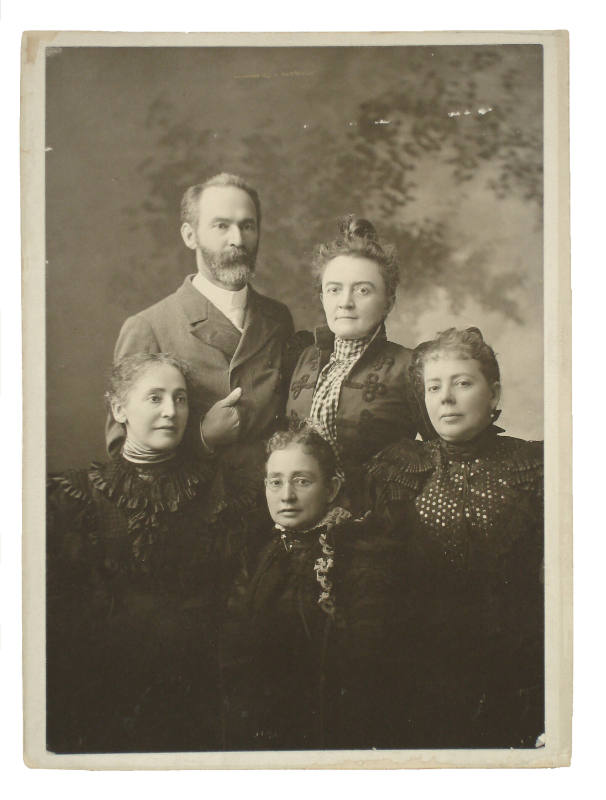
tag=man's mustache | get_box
[219,247,254,266]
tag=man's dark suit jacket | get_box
[106,276,295,459]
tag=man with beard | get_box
[106,173,295,461]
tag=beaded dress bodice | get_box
[415,433,542,567]
[369,426,543,569]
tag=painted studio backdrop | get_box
[46,44,543,471]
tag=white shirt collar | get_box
[192,272,248,331]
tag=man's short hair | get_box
[180,173,262,230]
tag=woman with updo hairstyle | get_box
[367,327,544,749]
[287,215,428,506]
[46,353,256,753]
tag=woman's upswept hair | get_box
[104,352,191,409]
[265,419,338,483]
[410,327,501,392]
[311,215,400,304]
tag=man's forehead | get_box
[198,185,257,219]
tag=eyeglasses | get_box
[264,477,316,492]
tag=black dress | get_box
[46,453,258,753]
[224,508,402,750]
[367,426,544,749]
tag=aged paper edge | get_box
[21,29,572,770]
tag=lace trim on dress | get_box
[274,506,353,619]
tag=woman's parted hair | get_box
[265,420,338,484]
[105,352,192,409]
[410,327,501,392]
[311,215,400,304]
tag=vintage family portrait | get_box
[21,30,571,769]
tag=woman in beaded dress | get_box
[46,353,256,753]
[286,216,428,508]
[367,328,544,749]
[225,422,400,750]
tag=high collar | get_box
[177,275,284,324]
[122,436,178,465]
[314,322,387,353]
[192,271,248,312]
[331,328,378,362]
[439,424,505,462]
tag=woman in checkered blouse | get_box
[286,216,428,507]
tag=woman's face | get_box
[321,255,392,340]
[112,363,189,452]
[265,443,341,531]
[424,355,500,443]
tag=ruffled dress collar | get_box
[87,453,215,531]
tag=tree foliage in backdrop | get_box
[123,45,542,328]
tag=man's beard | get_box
[199,244,256,290]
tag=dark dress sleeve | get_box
[46,470,109,753]
[46,470,101,609]
[282,329,315,386]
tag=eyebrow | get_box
[210,216,257,225]
[324,280,375,287]
[266,470,317,478]
[426,373,475,381]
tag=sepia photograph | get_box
[21,30,571,769]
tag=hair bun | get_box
[338,214,378,243]
[464,326,485,341]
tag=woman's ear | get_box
[327,475,343,504]
[111,399,127,425]
[490,382,502,411]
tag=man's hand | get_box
[200,387,242,451]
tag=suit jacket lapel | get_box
[177,276,241,359]
[230,286,282,370]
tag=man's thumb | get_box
[220,387,242,407]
